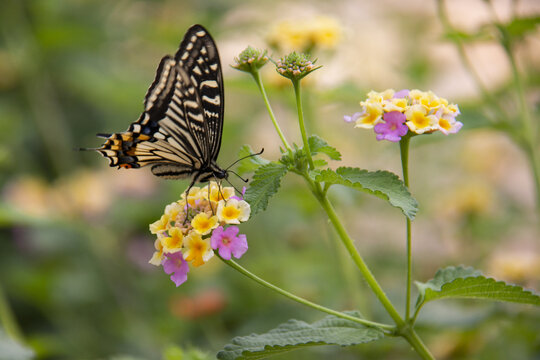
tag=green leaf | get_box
[504,16,540,39]
[0,330,34,360]
[244,162,288,215]
[236,145,270,175]
[217,312,384,360]
[308,135,341,161]
[314,167,418,220]
[415,266,540,310]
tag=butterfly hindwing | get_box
[96,25,225,181]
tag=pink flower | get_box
[374,111,409,142]
[393,89,410,98]
[163,252,190,286]
[210,226,248,260]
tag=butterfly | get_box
[93,25,229,189]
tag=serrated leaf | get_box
[244,162,288,215]
[308,135,341,161]
[236,145,270,175]
[315,167,418,220]
[415,266,540,311]
[217,312,384,360]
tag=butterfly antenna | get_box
[224,148,264,171]
[224,177,243,196]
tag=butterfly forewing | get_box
[176,25,224,162]
[96,25,225,181]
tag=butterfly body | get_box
[96,25,227,184]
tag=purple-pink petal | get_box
[230,233,248,258]
[162,252,190,287]
[210,225,248,260]
[374,111,408,142]
[393,89,410,98]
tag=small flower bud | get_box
[232,46,269,73]
[275,52,321,81]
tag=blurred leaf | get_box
[0,330,34,360]
[236,145,270,175]
[245,162,287,215]
[314,167,418,220]
[308,135,341,161]
[415,266,540,310]
[442,26,493,43]
[216,312,383,360]
[163,345,212,360]
[504,16,540,40]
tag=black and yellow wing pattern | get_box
[97,24,227,183]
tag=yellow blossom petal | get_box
[217,199,251,224]
[354,103,383,129]
[162,227,184,253]
[149,238,164,266]
[191,212,219,235]
[183,231,213,267]
[149,214,170,234]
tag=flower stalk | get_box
[399,135,413,320]
[220,256,395,331]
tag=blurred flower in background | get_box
[267,16,342,54]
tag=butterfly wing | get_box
[97,25,224,180]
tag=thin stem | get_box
[400,136,412,320]
[251,70,292,152]
[437,0,508,122]
[503,38,540,209]
[292,79,316,171]
[220,256,395,331]
[0,282,24,343]
[313,190,405,327]
[402,328,436,360]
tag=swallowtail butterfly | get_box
[94,25,228,187]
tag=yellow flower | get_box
[208,182,235,203]
[354,102,383,129]
[405,105,438,134]
[150,214,170,234]
[149,238,165,266]
[383,97,408,112]
[183,232,214,267]
[267,16,342,52]
[191,212,219,235]
[162,227,184,253]
[165,201,183,221]
[216,199,251,224]
[182,186,201,206]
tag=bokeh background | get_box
[1,0,539,359]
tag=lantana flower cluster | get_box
[149,182,250,286]
[344,89,462,142]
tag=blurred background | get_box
[0,0,539,359]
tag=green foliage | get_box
[236,145,270,175]
[415,266,540,310]
[503,16,540,40]
[308,135,341,161]
[244,162,288,215]
[313,167,418,220]
[0,330,34,360]
[217,312,384,360]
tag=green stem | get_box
[400,136,412,320]
[437,0,508,122]
[313,191,405,327]
[220,256,395,331]
[0,282,24,343]
[503,39,540,209]
[292,79,316,171]
[402,328,436,360]
[251,70,292,152]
